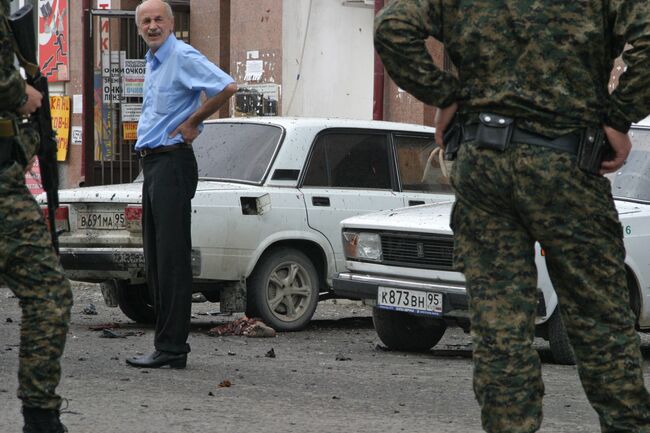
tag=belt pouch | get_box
[476,113,514,151]
[443,122,461,161]
[0,137,14,166]
[577,128,612,175]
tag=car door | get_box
[299,130,404,273]
[393,133,455,207]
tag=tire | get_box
[372,307,447,352]
[116,281,155,324]
[247,248,319,332]
[547,307,576,365]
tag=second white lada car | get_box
[333,124,650,364]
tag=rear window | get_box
[193,123,283,183]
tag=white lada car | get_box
[42,117,453,331]
[333,124,650,364]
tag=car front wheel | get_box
[372,307,447,352]
[116,281,155,324]
[247,248,319,332]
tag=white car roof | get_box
[205,117,437,134]
[637,117,650,127]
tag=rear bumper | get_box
[59,247,146,281]
[333,272,469,318]
[59,247,201,282]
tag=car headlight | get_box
[342,231,382,261]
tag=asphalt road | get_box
[2,283,650,433]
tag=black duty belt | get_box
[462,123,581,155]
[139,142,192,158]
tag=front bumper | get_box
[333,272,469,318]
[333,272,547,319]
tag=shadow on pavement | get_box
[306,316,374,331]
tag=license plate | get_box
[377,286,443,316]
[77,212,126,230]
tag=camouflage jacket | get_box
[0,0,27,115]
[375,0,650,136]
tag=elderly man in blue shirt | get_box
[127,0,236,369]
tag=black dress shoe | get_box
[126,350,187,369]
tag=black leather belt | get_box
[462,124,581,155]
[139,142,191,158]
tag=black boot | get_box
[23,407,67,433]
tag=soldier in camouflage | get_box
[1,1,72,432]
[375,1,650,432]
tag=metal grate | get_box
[380,232,454,270]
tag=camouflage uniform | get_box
[375,1,650,432]
[0,0,72,412]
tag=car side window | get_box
[395,135,453,193]
[303,133,391,189]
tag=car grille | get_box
[380,232,454,270]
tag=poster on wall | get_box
[51,96,70,161]
[94,71,115,160]
[39,0,69,82]
[123,59,146,97]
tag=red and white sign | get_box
[25,158,44,196]
[38,0,69,82]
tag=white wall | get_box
[282,0,374,119]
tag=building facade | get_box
[11,0,627,190]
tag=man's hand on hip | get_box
[434,102,459,149]
[601,125,632,175]
[170,120,200,144]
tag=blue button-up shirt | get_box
[135,34,234,151]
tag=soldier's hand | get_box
[601,125,632,175]
[17,84,43,116]
[434,102,459,149]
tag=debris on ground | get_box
[218,380,232,388]
[335,353,352,361]
[196,310,233,317]
[192,293,207,303]
[82,303,98,315]
[88,323,121,331]
[6,318,12,323]
[99,329,145,339]
[207,317,276,338]
[265,348,276,358]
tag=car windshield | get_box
[195,122,283,183]
[610,127,650,202]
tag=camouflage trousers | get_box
[0,160,72,410]
[450,140,650,433]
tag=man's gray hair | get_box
[135,0,174,25]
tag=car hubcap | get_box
[266,262,312,322]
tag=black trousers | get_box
[141,148,198,354]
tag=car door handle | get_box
[312,197,330,207]
[409,200,425,206]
